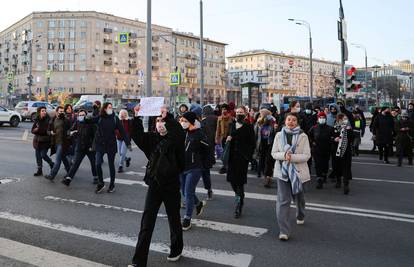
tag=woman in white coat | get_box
[272,113,311,241]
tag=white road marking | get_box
[110,178,414,224]
[22,130,29,141]
[0,237,109,267]
[44,196,268,237]
[0,177,21,184]
[353,161,414,168]
[353,177,414,185]
[0,211,253,267]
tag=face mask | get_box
[180,121,190,130]
[295,107,301,113]
[305,109,312,115]
[58,113,65,119]
[331,110,337,115]
[106,109,113,115]
[77,116,85,122]
[236,114,245,123]
[318,118,326,124]
[156,122,167,135]
[342,120,349,125]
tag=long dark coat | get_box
[226,122,255,185]
[31,115,51,150]
[373,113,395,145]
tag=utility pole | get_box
[309,28,313,103]
[28,39,33,101]
[146,0,152,98]
[338,0,348,99]
[199,0,204,105]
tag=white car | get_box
[0,105,22,127]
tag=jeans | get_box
[96,151,116,186]
[201,168,212,191]
[117,140,128,167]
[50,144,71,178]
[276,179,306,236]
[67,150,97,179]
[180,169,202,219]
[379,144,391,161]
[132,182,183,267]
[35,148,53,168]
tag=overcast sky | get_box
[1,0,413,67]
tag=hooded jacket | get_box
[327,103,340,127]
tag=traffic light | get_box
[346,66,356,91]
[7,83,13,94]
[26,75,33,86]
[335,78,344,95]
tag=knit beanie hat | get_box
[182,111,197,125]
[317,112,326,118]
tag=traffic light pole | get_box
[199,0,205,105]
[45,77,50,103]
[28,40,33,101]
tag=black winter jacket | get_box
[71,120,96,152]
[308,124,334,156]
[184,128,209,171]
[130,115,185,187]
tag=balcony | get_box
[152,46,159,52]
[186,73,197,78]
[104,60,113,66]
[129,63,137,68]
[103,38,112,44]
[152,65,159,71]
[152,56,159,61]
[129,52,137,58]
[185,63,196,69]
[129,42,137,48]
[104,28,113,33]
[103,50,113,55]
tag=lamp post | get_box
[199,0,205,105]
[288,18,313,103]
[159,35,178,111]
[372,65,381,106]
[351,43,369,110]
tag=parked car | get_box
[14,101,56,121]
[73,101,94,114]
[0,105,22,127]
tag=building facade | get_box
[227,50,342,104]
[0,11,226,105]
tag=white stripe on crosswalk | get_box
[0,212,253,267]
[109,178,414,223]
[44,196,268,237]
[0,236,110,267]
[352,161,414,168]
[353,177,414,185]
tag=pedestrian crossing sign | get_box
[118,32,129,45]
[170,72,181,86]
[7,71,14,82]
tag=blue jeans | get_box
[180,169,202,219]
[50,144,71,178]
[201,168,212,191]
[35,148,53,168]
[117,140,128,167]
[96,151,116,186]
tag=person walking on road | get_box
[90,102,131,194]
[272,113,311,241]
[44,106,72,181]
[352,110,365,156]
[226,107,256,219]
[179,111,209,230]
[215,104,233,174]
[62,109,98,186]
[308,112,333,189]
[395,110,414,166]
[116,109,132,173]
[128,106,185,267]
[408,103,414,121]
[373,107,395,164]
[31,106,54,176]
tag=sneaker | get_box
[118,166,124,173]
[44,174,54,181]
[93,177,98,184]
[218,167,227,174]
[107,184,115,193]
[127,264,138,267]
[344,185,350,195]
[33,168,43,177]
[207,190,213,200]
[167,252,182,262]
[126,157,131,168]
[279,234,289,241]
[296,219,305,225]
[182,218,191,231]
[316,179,323,189]
[95,183,105,194]
[61,177,71,187]
[196,201,206,216]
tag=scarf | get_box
[335,123,348,157]
[280,126,303,195]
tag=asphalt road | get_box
[1,122,414,267]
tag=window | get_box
[68,63,75,71]
[58,64,64,71]
[96,21,101,28]
[36,65,42,71]
[48,43,54,50]
[59,20,65,28]
[68,53,75,61]
[69,19,76,28]
[80,20,87,28]
[48,53,54,61]
[58,43,65,50]
[69,41,75,50]
[79,53,86,61]
[69,31,75,39]
[80,32,87,39]
[80,75,87,82]
[37,54,43,61]
[59,53,64,61]
[48,30,54,39]
[37,21,43,28]
[80,42,86,49]
[49,20,56,28]
[58,31,64,39]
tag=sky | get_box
[0,0,413,67]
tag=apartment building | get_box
[227,50,342,102]
[0,11,226,104]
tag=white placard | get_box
[138,97,164,116]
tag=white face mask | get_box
[156,122,167,136]
[181,121,190,130]
[305,109,312,114]
[295,107,301,113]
[318,118,326,124]
[106,109,113,115]
[77,116,85,122]
[342,120,349,125]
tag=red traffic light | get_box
[346,67,356,76]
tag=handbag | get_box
[215,144,223,159]
[221,141,231,164]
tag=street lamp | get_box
[159,35,178,111]
[351,43,369,110]
[288,18,313,103]
[372,65,381,106]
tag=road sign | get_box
[118,32,129,45]
[7,72,14,82]
[45,70,52,79]
[170,72,181,86]
[288,59,294,66]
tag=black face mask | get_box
[58,113,65,119]
[236,115,245,123]
[331,110,337,115]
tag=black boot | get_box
[344,184,350,195]
[397,159,402,167]
[335,177,342,188]
[33,168,43,176]
[316,178,323,189]
[234,196,242,219]
[409,158,413,166]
